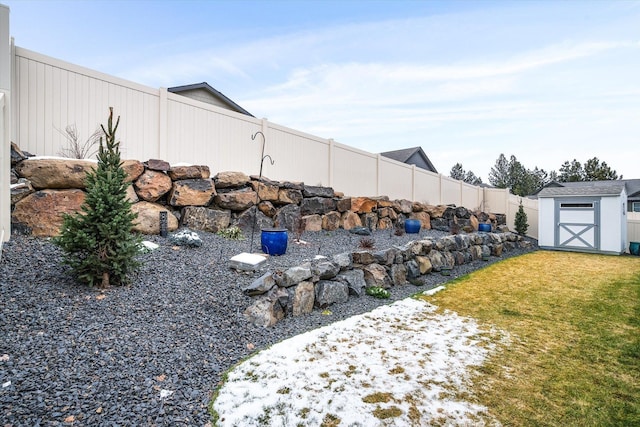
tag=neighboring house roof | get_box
[379,146,438,173]
[624,179,640,200]
[168,82,254,117]
[537,180,629,198]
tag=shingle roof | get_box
[379,146,437,173]
[537,180,627,198]
[168,82,254,117]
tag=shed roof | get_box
[168,82,254,117]
[379,146,437,173]
[537,180,627,198]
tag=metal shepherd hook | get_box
[249,131,274,253]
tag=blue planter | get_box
[478,223,492,232]
[404,219,421,234]
[630,242,640,256]
[261,228,288,256]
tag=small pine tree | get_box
[54,108,141,287]
[515,200,529,236]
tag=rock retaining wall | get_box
[10,143,507,237]
[243,231,531,327]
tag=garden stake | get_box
[249,131,274,253]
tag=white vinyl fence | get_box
[1,4,11,243]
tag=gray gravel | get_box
[0,228,536,426]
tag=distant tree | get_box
[558,159,585,182]
[488,154,549,196]
[450,163,483,185]
[558,157,619,182]
[584,157,619,181]
[488,154,510,189]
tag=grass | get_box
[418,250,640,426]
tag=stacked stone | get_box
[10,146,507,237]
[243,231,531,327]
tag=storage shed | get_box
[538,181,628,254]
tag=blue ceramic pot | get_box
[630,242,640,256]
[261,228,288,256]
[478,223,492,232]
[404,219,421,234]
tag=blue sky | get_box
[3,0,640,181]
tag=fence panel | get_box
[13,48,161,161]
[8,42,550,240]
[413,169,442,205]
[379,156,414,201]
[331,143,377,197]
[628,213,640,250]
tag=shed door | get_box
[555,199,600,250]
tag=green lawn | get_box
[419,251,640,426]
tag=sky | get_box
[3,0,640,181]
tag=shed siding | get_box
[600,195,624,253]
[538,197,555,248]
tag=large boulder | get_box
[214,189,257,211]
[243,288,287,327]
[411,212,431,229]
[121,160,145,182]
[133,170,173,202]
[336,198,352,212]
[15,158,96,189]
[167,165,210,180]
[362,263,392,289]
[10,178,34,205]
[292,281,315,316]
[351,197,377,213]
[277,188,303,205]
[168,179,216,207]
[300,197,337,216]
[251,181,280,202]
[335,269,366,297]
[235,206,273,231]
[340,211,362,230]
[12,189,86,236]
[131,201,179,234]
[393,199,413,214]
[315,280,349,308]
[274,204,301,231]
[322,211,341,231]
[303,185,334,198]
[214,171,250,189]
[181,206,231,233]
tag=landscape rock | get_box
[168,179,216,207]
[341,212,363,230]
[315,280,349,308]
[10,178,34,205]
[243,272,277,296]
[168,165,210,180]
[214,189,257,211]
[15,158,96,189]
[362,263,392,289]
[302,185,334,198]
[11,189,86,236]
[302,214,322,232]
[292,281,315,316]
[121,160,145,182]
[335,269,366,296]
[125,184,139,203]
[351,197,377,213]
[235,206,273,231]
[251,181,280,202]
[336,198,352,212]
[181,206,231,233]
[300,197,337,216]
[131,201,179,234]
[243,291,285,327]
[134,170,173,202]
[145,159,170,171]
[257,201,277,217]
[390,263,407,286]
[322,211,341,231]
[277,188,303,205]
[393,199,413,214]
[273,204,301,231]
[311,260,340,280]
[214,171,250,188]
[281,263,312,287]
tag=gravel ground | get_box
[0,228,536,426]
